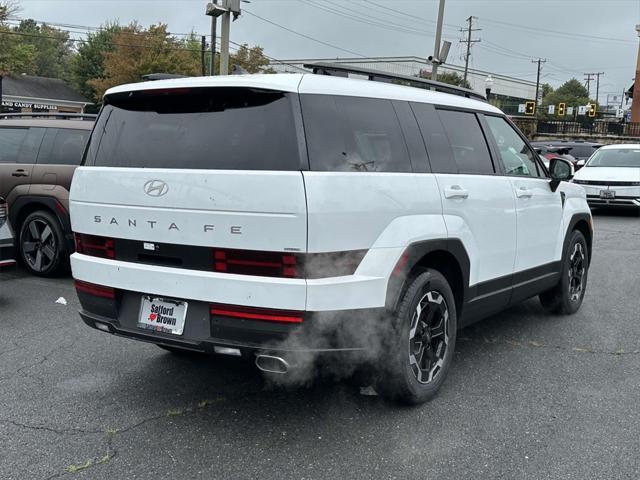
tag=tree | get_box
[70,23,121,105]
[229,44,275,74]
[418,69,471,89]
[87,23,201,99]
[13,19,72,78]
[541,78,594,120]
[0,0,19,23]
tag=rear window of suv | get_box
[85,87,300,170]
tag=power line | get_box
[479,17,635,46]
[242,9,366,58]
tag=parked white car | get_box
[0,197,16,270]
[69,71,592,404]
[573,144,640,208]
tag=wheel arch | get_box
[10,196,72,249]
[565,213,593,264]
[386,239,470,321]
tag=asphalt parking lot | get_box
[1,209,639,480]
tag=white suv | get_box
[70,72,592,404]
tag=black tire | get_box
[539,230,589,315]
[19,210,68,277]
[377,269,457,405]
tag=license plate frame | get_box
[137,296,188,336]
[600,190,616,199]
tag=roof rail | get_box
[0,112,96,121]
[304,62,486,101]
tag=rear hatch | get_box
[70,86,307,266]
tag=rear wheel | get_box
[19,210,68,277]
[377,269,457,405]
[539,230,589,314]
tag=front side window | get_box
[484,115,541,178]
[301,95,411,172]
[436,110,495,175]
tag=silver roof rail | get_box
[304,62,486,101]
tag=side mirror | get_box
[549,157,573,192]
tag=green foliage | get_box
[540,78,594,120]
[0,16,72,78]
[418,69,471,89]
[70,23,121,105]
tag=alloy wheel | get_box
[568,242,586,302]
[408,291,450,384]
[22,218,57,273]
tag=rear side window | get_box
[86,88,300,170]
[301,94,411,172]
[436,110,495,174]
[0,128,29,163]
[38,128,89,165]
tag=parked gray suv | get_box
[0,114,94,276]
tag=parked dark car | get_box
[0,113,95,276]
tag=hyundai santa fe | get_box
[70,70,592,404]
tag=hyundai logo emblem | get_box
[143,180,169,197]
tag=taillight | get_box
[74,233,115,259]
[213,248,302,278]
[210,304,303,324]
[0,200,7,228]
[74,280,116,299]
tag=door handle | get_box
[515,187,533,198]
[443,185,469,199]
[11,169,29,177]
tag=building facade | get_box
[0,74,90,114]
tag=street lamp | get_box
[485,74,494,102]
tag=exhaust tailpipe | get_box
[255,354,289,374]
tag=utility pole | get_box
[594,72,604,105]
[200,35,207,76]
[430,0,446,81]
[460,16,481,84]
[584,73,595,97]
[220,8,231,75]
[206,1,219,75]
[532,58,546,113]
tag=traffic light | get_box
[558,103,565,116]
[588,104,596,117]
[525,101,536,116]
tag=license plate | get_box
[138,296,188,335]
[600,190,616,199]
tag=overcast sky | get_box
[15,0,640,104]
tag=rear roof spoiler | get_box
[304,62,486,101]
[141,73,189,81]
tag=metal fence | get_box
[511,119,640,139]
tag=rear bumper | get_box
[77,289,388,355]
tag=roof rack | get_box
[304,62,486,101]
[0,112,96,121]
